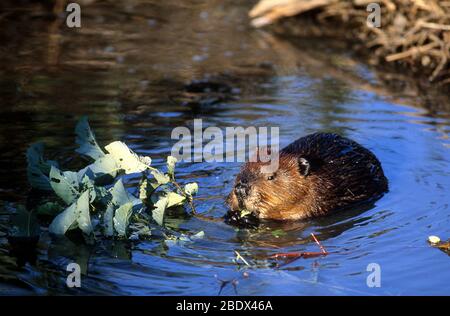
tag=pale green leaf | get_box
[26,143,58,190]
[166,192,185,208]
[10,205,40,237]
[184,182,198,196]
[103,202,115,237]
[49,201,78,235]
[139,177,147,201]
[78,154,118,185]
[49,190,91,235]
[191,231,205,240]
[110,178,141,207]
[113,202,133,237]
[152,197,168,226]
[75,116,105,160]
[104,141,151,174]
[151,169,170,185]
[36,202,62,217]
[76,191,92,235]
[167,156,177,179]
[49,166,80,205]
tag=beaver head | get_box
[227,153,318,221]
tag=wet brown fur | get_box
[227,133,388,221]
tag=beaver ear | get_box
[298,157,311,177]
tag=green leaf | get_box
[75,116,105,160]
[78,154,118,185]
[103,202,115,237]
[113,202,133,237]
[80,175,97,203]
[166,192,186,208]
[166,231,205,245]
[152,197,168,226]
[139,177,148,201]
[104,141,151,174]
[191,231,205,240]
[167,156,177,179]
[10,206,40,237]
[48,201,77,235]
[49,166,80,205]
[110,179,141,207]
[49,190,91,235]
[26,143,58,190]
[184,182,198,196]
[36,202,62,217]
[151,169,170,185]
[76,191,92,235]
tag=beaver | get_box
[226,132,388,224]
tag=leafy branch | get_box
[23,117,199,239]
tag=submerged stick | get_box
[270,232,328,261]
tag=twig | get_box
[269,232,328,261]
[419,22,450,31]
[385,42,440,62]
[234,250,251,266]
[311,233,328,254]
[172,179,197,214]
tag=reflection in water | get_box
[0,0,449,295]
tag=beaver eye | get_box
[267,175,275,181]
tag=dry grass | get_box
[250,0,450,84]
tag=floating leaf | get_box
[138,176,160,201]
[166,231,205,245]
[76,191,92,235]
[110,179,141,207]
[113,202,133,237]
[191,231,205,240]
[49,190,91,235]
[184,182,198,196]
[166,192,186,208]
[75,116,105,160]
[105,141,151,174]
[167,156,177,179]
[26,143,58,190]
[139,177,148,201]
[152,197,168,226]
[36,202,62,217]
[49,202,78,235]
[49,166,80,205]
[151,169,170,185]
[10,206,40,237]
[79,154,118,186]
[103,202,115,237]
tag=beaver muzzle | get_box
[235,180,249,207]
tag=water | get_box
[0,0,449,296]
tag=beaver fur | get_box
[226,132,388,221]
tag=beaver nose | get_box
[235,181,249,198]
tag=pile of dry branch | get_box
[249,0,450,85]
